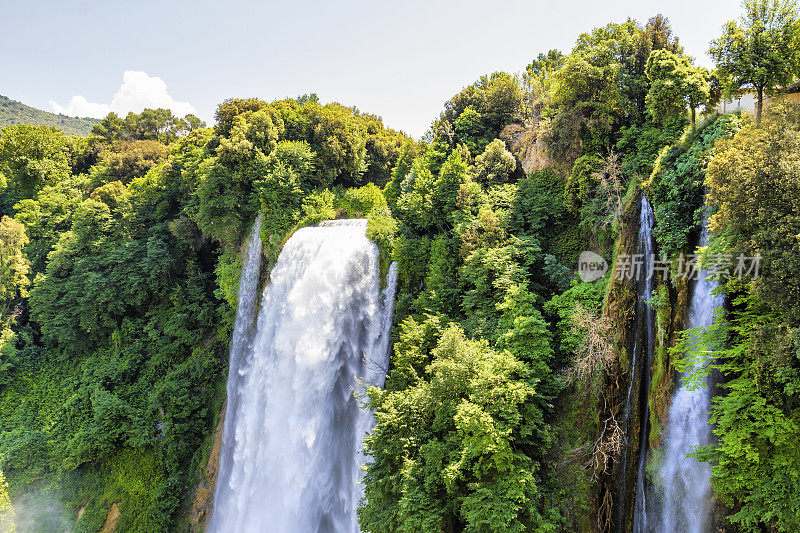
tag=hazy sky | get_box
[3,0,741,137]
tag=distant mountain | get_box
[0,94,99,136]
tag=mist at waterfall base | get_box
[209,219,397,533]
[655,224,722,533]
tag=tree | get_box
[525,50,566,80]
[183,114,206,133]
[305,103,368,186]
[646,49,710,127]
[433,73,523,160]
[0,216,30,317]
[89,140,170,186]
[481,72,524,132]
[564,154,603,213]
[395,157,437,232]
[12,174,87,272]
[0,125,71,214]
[453,107,487,156]
[431,150,468,227]
[474,139,516,186]
[632,15,684,118]
[710,0,800,126]
[550,21,642,152]
[359,325,557,532]
[637,14,682,56]
[91,112,126,143]
[91,110,204,144]
[707,100,800,320]
[362,118,415,187]
[214,97,270,137]
[133,108,183,143]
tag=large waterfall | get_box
[632,197,656,533]
[656,223,722,533]
[210,219,397,533]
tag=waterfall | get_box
[656,223,722,533]
[213,215,264,525]
[209,220,397,533]
[632,196,655,533]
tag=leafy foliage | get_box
[648,113,741,258]
[707,100,800,320]
[0,216,30,316]
[2,11,799,533]
[710,0,800,125]
[0,124,72,214]
[645,50,709,126]
[676,292,800,532]
[360,325,557,533]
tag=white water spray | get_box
[632,196,655,533]
[212,214,263,527]
[210,220,396,533]
[657,224,722,533]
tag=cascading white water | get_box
[209,219,397,533]
[657,223,722,533]
[212,215,263,528]
[632,196,655,533]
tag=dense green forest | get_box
[0,96,98,138]
[1,1,799,532]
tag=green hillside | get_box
[0,94,99,136]
[1,1,800,532]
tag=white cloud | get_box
[50,95,111,118]
[50,71,196,119]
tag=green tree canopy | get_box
[0,216,29,317]
[474,139,516,186]
[359,324,556,533]
[707,100,800,320]
[645,49,710,126]
[0,125,71,214]
[710,0,800,126]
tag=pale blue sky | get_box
[2,0,740,137]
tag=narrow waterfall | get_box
[632,196,656,533]
[209,219,397,533]
[657,223,722,533]
[214,214,264,505]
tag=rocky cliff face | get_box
[500,123,555,174]
[595,191,641,533]
[99,503,120,533]
[188,401,226,530]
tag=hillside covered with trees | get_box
[0,96,99,138]
[0,1,799,532]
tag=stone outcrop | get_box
[499,123,554,174]
[188,400,226,529]
[99,502,120,533]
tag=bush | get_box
[648,113,740,257]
